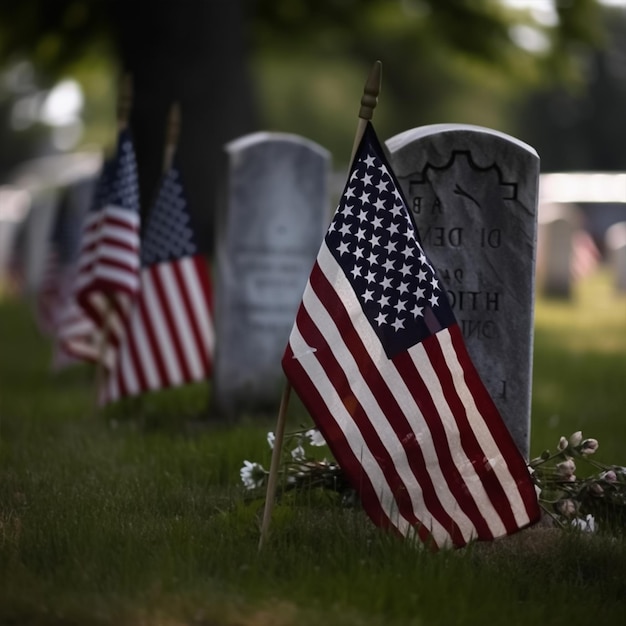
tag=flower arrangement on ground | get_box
[241,428,626,534]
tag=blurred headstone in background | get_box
[605,221,626,293]
[213,132,330,418]
[537,202,579,300]
[386,124,539,458]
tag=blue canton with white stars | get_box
[141,160,199,266]
[90,129,140,214]
[326,124,456,359]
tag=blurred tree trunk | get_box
[110,0,259,254]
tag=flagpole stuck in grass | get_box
[258,60,383,552]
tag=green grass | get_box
[1,271,626,625]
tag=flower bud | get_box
[581,438,599,456]
[569,431,583,447]
[601,470,617,482]
[557,436,568,451]
[557,459,576,478]
[590,482,604,495]
[557,499,576,516]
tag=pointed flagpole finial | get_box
[117,73,133,130]
[350,61,382,166]
[358,60,382,121]
[163,102,181,172]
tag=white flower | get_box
[580,438,599,456]
[306,428,327,447]
[291,445,306,461]
[240,460,266,490]
[569,431,583,447]
[571,514,596,533]
[557,436,568,451]
[266,432,275,450]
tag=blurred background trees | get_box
[0,0,624,241]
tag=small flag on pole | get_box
[74,128,141,366]
[282,122,540,549]
[101,157,214,404]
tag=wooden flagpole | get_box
[258,60,382,551]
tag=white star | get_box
[365,270,376,283]
[417,269,427,282]
[382,258,395,272]
[429,293,439,307]
[400,263,412,276]
[362,172,373,186]
[412,304,424,317]
[398,281,409,294]
[430,276,439,290]
[367,251,378,265]
[345,186,356,199]
[381,276,393,291]
[339,223,352,237]
[394,299,407,313]
[328,221,337,233]
[374,198,386,211]
[389,222,400,235]
[354,247,364,260]
[374,311,387,326]
[362,288,374,302]
[350,265,362,279]
[359,191,370,204]
[364,154,376,168]
[390,204,403,217]
[391,317,405,331]
[401,245,414,259]
[357,209,368,222]
[379,294,390,308]
[415,286,425,300]
[356,228,367,241]
[376,179,389,193]
[372,216,383,230]
[370,234,381,248]
[343,203,354,217]
[338,241,351,256]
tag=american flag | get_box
[74,129,141,367]
[35,196,84,338]
[282,122,540,549]
[101,157,214,403]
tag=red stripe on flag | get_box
[304,261,468,545]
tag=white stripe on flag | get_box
[289,320,415,539]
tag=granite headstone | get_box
[386,124,539,458]
[537,202,578,299]
[214,132,330,417]
[605,221,626,292]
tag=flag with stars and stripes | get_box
[72,129,141,368]
[100,156,214,403]
[282,122,540,549]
